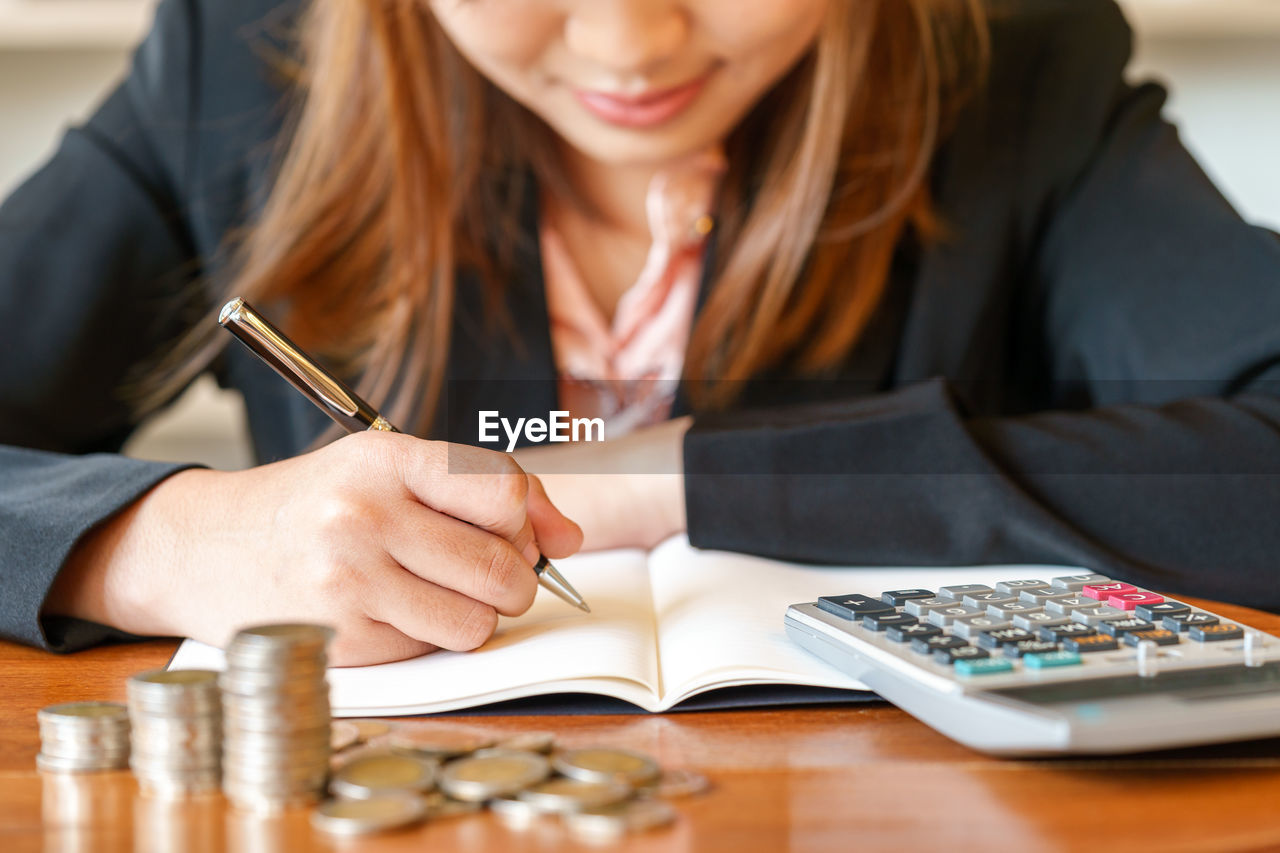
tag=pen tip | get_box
[576,601,592,614]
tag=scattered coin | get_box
[565,797,677,841]
[386,723,496,759]
[517,777,633,814]
[330,721,360,752]
[346,719,395,743]
[423,791,484,818]
[438,748,551,801]
[495,731,556,754]
[553,747,661,786]
[489,795,544,828]
[330,751,437,799]
[310,793,427,836]
[643,767,711,799]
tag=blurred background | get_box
[1,0,1277,469]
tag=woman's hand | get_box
[43,432,583,666]
[514,416,691,552]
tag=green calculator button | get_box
[1023,651,1082,669]
[954,658,1015,677]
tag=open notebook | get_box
[169,536,1077,715]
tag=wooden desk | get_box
[4,598,1280,852]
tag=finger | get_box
[381,502,539,617]
[526,474,584,559]
[367,562,500,652]
[328,620,437,668]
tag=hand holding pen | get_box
[218,298,590,614]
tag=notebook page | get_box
[647,536,1084,707]
[169,547,664,714]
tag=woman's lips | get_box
[573,73,712,128]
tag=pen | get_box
[218,297,591,613]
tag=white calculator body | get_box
[785,574,1280,756]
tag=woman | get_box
[1,0,1278,665]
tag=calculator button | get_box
[1135,600,1190,622]
[1064,634,1120,653]
[938,584,995,601]
[928,605,988,627]
[1107,592,1164,611]
[952,618,1014,640]
[1039,623,1096,643]
[1047,596,1100,615]
[933,645,989,665]
[1098,618,1156,638]
[962,592,1017,608]
[862,612,919,632]
[1004,640,1061,658]
[1081,582,1137,601]
[1123,629,1180,647]
[880,589,935,606]
[887,622,942,643]
[1162,612,1220,632]
[955,658,1014,677]
[912,634,967,655]
[905,597,959,617]
[1018,589,1076,607]
[1071,606,1129,626]
[1050,573,1112,591]
[995,579,1050,595]
[1190,623,1245,643]
[976,627,1036,649]
[986,602,1044,619]
[1023,650,1083,669]
[817,594,894,620]
[1013,612,1071,631]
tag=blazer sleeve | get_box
[683,10,1280,611]
[0,0,207,650]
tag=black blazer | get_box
[3,0,1279,651]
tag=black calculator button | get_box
[1123,629,1180,647]
[976,627,1036,649]
[1038,623,1096,643]
[1162,612,1219,632]
[1098,617,1156,638]
[912,634,967,655]
[1189,623,1245,642]
[862,612,919,632]
[817,594,894,620]
[1004,639,1061,658]
[1134,600,1190,622]
[887,622,942,643]
[933,645,989,665]
[1064,634,1120,653]
[881,589,935,606]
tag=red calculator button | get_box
[1081,582,1136,601]
[1107,592,1163,611]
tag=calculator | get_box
[784,574,1280,755]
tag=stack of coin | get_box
[36,702,131,773]
[127,670,222,797]
[220,624,333,812]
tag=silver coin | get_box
[422,791,484,819]
[36,752,130,773]
[385,723,496,759]
[642,768,711,799]
[329,751,436,799]
[438,749,550,801]
[310,794,427,836]
[495,731,556,754]
[553,747,661,786]
[565,797,676,840]
[488,795,543,827]
[516,777,632,814]
[38,702,130,727]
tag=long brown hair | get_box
[142,0,988,433]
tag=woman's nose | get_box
[563,0,689,76]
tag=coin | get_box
[553,747,661,786]
[495,731,556,754]
[565,798,676,840]
[643,768,711,799]
[385,723,495,759]
[310,794,427,836]
[516,777,632,814]
[38,702,130,726]
[438,749,551,801]
[489,795,543,827]
[330,751,436,799]
[37,702,131,773]
[422,791,484,818]
[346,719,395,742]
[331,721,360,752]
